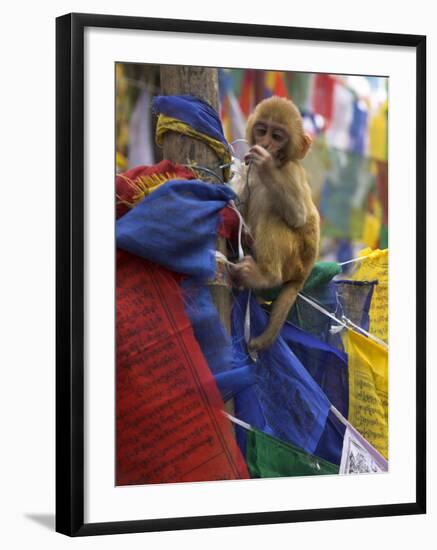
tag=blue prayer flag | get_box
[231,291,331,457]
[182,279,235,375]
[281,321,349,418]
[116,179,235,280]
[152,95,228,146]
[314,410,346,465]
[349,101,368,155]
[289,279,376,350]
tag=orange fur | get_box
[233,96,320,351]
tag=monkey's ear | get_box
[296,132,312,159]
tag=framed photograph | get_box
[56,13,426,536]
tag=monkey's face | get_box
[252,120,289,162]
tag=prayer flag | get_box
[115,160,196,218]
[221,90,247,151]
[152,95,227,146]
[116,251,249,485]
[273,72,288,98]
[312,74,335,127]
[314,410,346,466]
[320,150,370,239]
[214,366,256,403]
[152,95,232,179]
[232,291,331,457]
[375,160,388,226]
[264,71,276,96]
[350,248,388,343]
[339,422,388,474]
[369,100,388,161]
[127,87,154,169]
[379,224,388,249]
[288,72,313,112]
[247,428,339,478]
[326,84,354,151]
[349,100,368,156]
[287,279,376,351]
[258,261,341,303]
[181,279,234,375]
[301,138,331,204]
[116,179,236,280]
[281,322,349,418]
[362,211,382,250]
[342,329,388,458]
[334,279,376,332]
[239,70,255,117]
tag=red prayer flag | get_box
[273,73,288,98]
[218,205,240,240]
[312,74,336,127]
[116,160,196,218]
[116,250,249,485]
[239,70,254,117]
[376,160,388,225]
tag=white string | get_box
[297,293,347,328]
[244,290,258,362]
[223,411,252,431]
[341,315,388,349]
[227,138,249,156]
[228,202,245,261]
[339,254,371,267]
[224,394,388,466]
[214,256,387,349]
[216,202,256,361]
[244,290,251,344]
[297,293,388,349]
[330,404,350,427]
[215,250,233,266]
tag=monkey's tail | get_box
[248,281,301,352]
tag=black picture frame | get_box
[56,12,426,537]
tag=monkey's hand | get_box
[244,145,275,174]
[230,256,259,289]
[230,256,280,289]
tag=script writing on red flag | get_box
[116,250,249,485]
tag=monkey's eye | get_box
[272,132,286,141]
[253,124,267,136]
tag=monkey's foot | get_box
[248,333,276,352]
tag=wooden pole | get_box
[160,66,235,423]
[160,66,232,334]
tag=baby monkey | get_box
[231,96,320,351]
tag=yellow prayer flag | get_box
[362,213,381,250]
[350,248,388,343]
[265,71,277,91]
[116,151,128,172]
[155,115,232,180]
[221,97,231,144]
[343,329,388,459]
[369,100,388,162]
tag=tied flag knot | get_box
[152,95,232,180]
